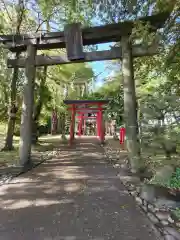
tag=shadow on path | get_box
[0,137,160,240]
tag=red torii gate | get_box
[64,100,109,144]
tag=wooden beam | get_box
[64,23,84,60]
[68,108,106,111]
[76,116,97,119]
[0,12,170,52]
[64,100,108,105]
[7,44,158,68]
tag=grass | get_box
[0,123,19,166]
[0,122,65,168]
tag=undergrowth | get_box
[146,167,180,189]
[165,168,180,189]
[172,208,180,220]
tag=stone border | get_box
[0,149,58,186]
[103,141,180,240]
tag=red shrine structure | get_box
[64,100,109,144]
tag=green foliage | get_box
[166,168,180,189]
[145,167,180,191]
[82,75,124,125]
[173,208,180,220]
[39,61,94,120]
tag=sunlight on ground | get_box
[0,175,83,209]
[37,166,89,180]
[0,196,74,210]
[83,152,101,158]
[0,122,66,166]
[40,134,69,141]
[0,145,90,210]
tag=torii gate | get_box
[64,100,109,144]
[0,11,169,171]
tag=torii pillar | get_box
[97,104,104,144]
[69,104,75,144]
[121,35,140,173]
[19,44,36,166]
[78,112,84,136]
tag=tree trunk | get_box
[121,35,142,173]
[3,52,20,151]
[58,112,64,134]
[19,44,36,167]
[138,100,143,151]
[3,0,25,151]
[51,109,58,135]
[32,66,47,144]
[61,112,67,141]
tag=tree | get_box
[32,66,48,144]
[1,0,37,150]
[3,0,25,151]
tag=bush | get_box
[38,125,49,136]
[173,208,180,220]
[166,168,180,189]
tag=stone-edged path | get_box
[0,137,160,240]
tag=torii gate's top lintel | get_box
[64,100,109,105]
[0,11,170,53]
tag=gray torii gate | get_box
[0,11,170,172]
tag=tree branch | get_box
[0,0,12,21]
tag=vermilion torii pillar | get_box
[77,113,96,136]
[64,100,109,144]
[97,104,104,143]
[69,104,75,144]
[96,112,100,137]
[78,112,84,136]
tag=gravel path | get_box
[0,137,160,240]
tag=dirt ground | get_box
[0,137,161,240]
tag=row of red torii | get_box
[64,99,109,144]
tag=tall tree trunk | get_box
[3,52,20,150]
[61,112,67,141]
[138,100,143,150]
[3,0,24,151]
[121,35,142,173]
[32,66,47,144]
[31,19,50,144]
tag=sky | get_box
[88,42,116,89]
[88,17,116,89]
